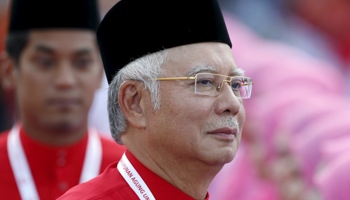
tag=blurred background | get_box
[219,0,350,89]
[210,1,350,200]
[1,0,350,199]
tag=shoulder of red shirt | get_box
[57,162,139,200]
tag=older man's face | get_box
[144,42,246,165]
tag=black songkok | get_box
[8,0,100,33]
[97,0,232,84]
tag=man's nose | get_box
[54,61,76,89]
[214,82,241,116]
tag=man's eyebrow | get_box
[35,45,55,54]
[74,48,92,56]
[34,46,93,56]
[229,68,245,76]
[187,65,218,77]
[187,66,245,77]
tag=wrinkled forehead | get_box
[164,42,242,77]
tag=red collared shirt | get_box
[58,150,210,200]
[0,127,126,200]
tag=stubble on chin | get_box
[41,117,84,133]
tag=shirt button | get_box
[56,157,66,166]
[57,150,67,167]
[59,182,68,191]
[57,150,67,158]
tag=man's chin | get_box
[201,148,237,166]
[218,151,236,164]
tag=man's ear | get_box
[118,80,146,129]
[0,52,17,91]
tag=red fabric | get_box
[0,127,126,200]
[58,150,210,200]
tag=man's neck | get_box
[21,121,87,146]
[148,154,220,200]
[125,137,222,200]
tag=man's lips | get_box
[207,127,238,141]
[208,127,238,135]
[47,98,81,107]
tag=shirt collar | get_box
[19,125,88,165]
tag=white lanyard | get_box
[7,125,102,200]
[117,153,156,200]
[79,128,102,183]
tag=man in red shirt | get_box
[59,0,253,199]
[0,0,126,199]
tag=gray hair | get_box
[108,50,168,144]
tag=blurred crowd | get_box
[1,0,350,199]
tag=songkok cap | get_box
[97,0,232,84]
[8,0,100,33]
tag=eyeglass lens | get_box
[195,73,252,99]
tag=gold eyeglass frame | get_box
[148,73,254,98]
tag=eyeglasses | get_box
[149,73,254,99]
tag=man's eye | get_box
[74,59,92,69]
[231,82,242,90]
[197,79,214,85]
[35,57,55,68]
